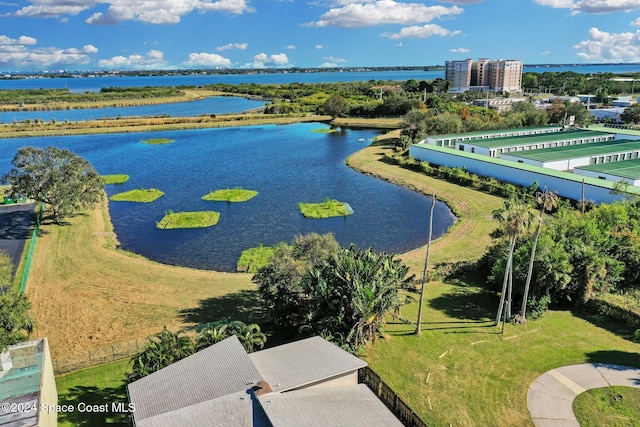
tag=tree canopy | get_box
[0,291,35,351]
[2,147,104,223]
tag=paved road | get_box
[528,363,640,426]
[0,203,36,274]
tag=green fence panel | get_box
[20,203,43,293]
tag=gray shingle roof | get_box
[258,384,404,427]
[248,336,367,392]
[128,335,262,422]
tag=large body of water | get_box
[2,64,639,92]
[0,123,454,271]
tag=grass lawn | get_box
[311,128,338,133]
[202,188,258,202]
[237,244,275,273]
[298,199,352,218]
[101,174,130,185]
[573,386,640,427]
[156,211,220,229]
[110,188,164,203]
[141,138,174,145]
[26,197,255,359]
[56,359,132,427]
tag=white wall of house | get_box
[409,144,627,203]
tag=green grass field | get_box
[141,138,174,145]
[298,199,351,218]
[110,189,164,203]
[156,211,220,229]
[101,174,130,185]
[202,188,258,202]
[573,386,640,427]
[56,359,132,427]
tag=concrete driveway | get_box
[528,363,640,426]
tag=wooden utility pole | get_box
[416,194,436,336]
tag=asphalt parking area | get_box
[0,202,36,273]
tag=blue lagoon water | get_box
[0,124,454,271]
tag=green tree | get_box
[0,292,36,351]
[254,233,340,327]
[129,327,195,382]
[620,104,640,124]
[399,109,429,148]
[304,245,415,349]
[321,94,349,119]
[2,147,104,224]
[197,320,267,353]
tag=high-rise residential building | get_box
[445,58,522,94]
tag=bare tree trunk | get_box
[521,214,543,319]
[495,237,515,326]
[507,254,513,320]
[416,194,436,336]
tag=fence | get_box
[359,366,428,427]
[19,203,43,293]
[52,338,146,375]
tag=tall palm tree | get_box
[196,324,229,351]
[492,197,532,326]
[521,189,558,320]
[415,194,436,336]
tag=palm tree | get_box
[226,321,267,353]
[492,197,532,327]
[129,327,195,381]
[521,189,558,320]
[415,194,436,336]
[196,324,230,351]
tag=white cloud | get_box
[286,45,296,49]
[216,42,248,51]
[323,55,347,62]
[14,0,253,24]
[310,1,463,28]
[183,52,232,67]
[438,0,482,3]
[243,52,290,68]
[315,44,324,49]
[450,47,470,53]
[384,23,457,39]
[632,16,640,25]
[534,0,640,14]
[574,27,640,62]
[0,35,98,69]
[320,62,338,67]
[97,49,166,69]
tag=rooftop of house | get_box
[128,336,399,427]
[503,139,640,162]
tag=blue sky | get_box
[2,0,640,71]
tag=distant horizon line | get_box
[3,62,640,76]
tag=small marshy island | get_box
[298,198,353,219]
[101,174,130,185]
[141,138,175,145]
[156,211,220,229]
[201,187,258,203]
[110,188,164,202]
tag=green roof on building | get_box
[586,124,640,137]
[576,158,640,180]
[410,142,640,194]
[466,130,613,149]
[426,126,562,141]
[504,139,640,162]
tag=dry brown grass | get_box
[346,141,503,273]
[26,197,255,359]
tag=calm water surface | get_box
[0,123,455,271]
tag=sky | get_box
[2,0,640,71]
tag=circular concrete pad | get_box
[527,363,640,427]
